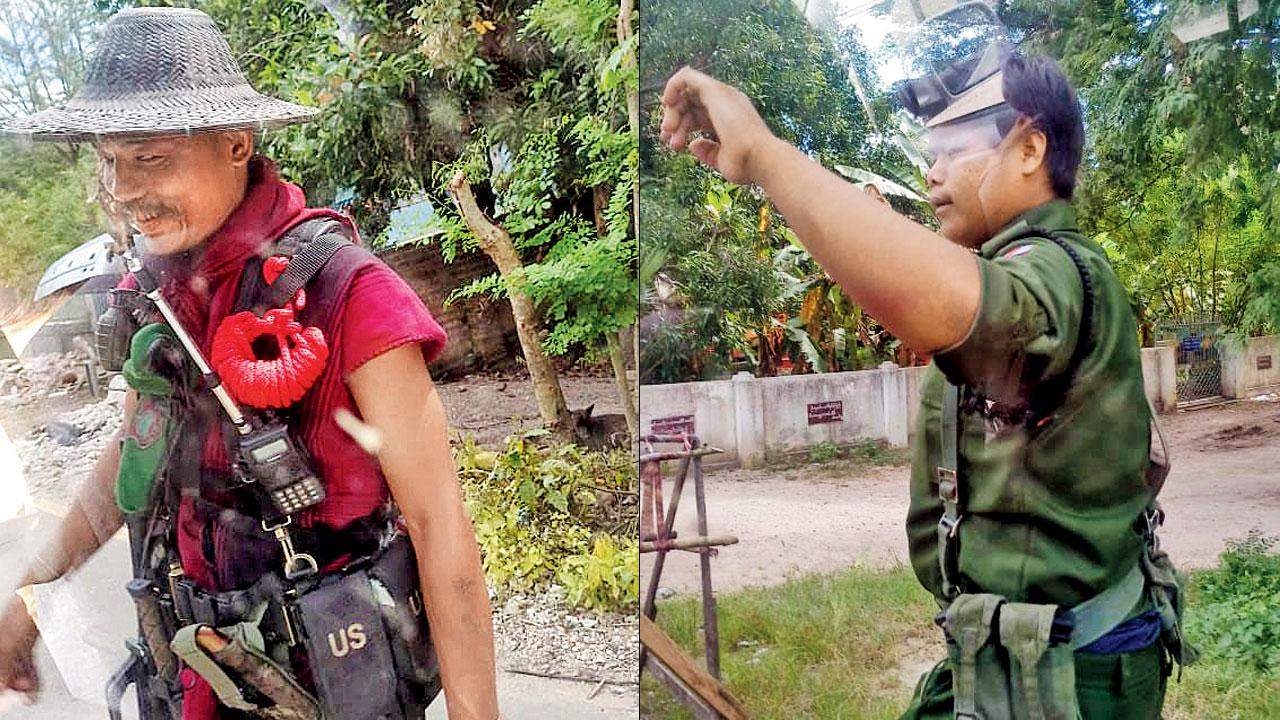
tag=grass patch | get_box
[641,565,936,719]
[1166,531,1280,719]
[768,439,912,479]
[642,538,1280,719]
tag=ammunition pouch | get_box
[169,533,440,719]
[941,562,1151,720]
[943,595,1080,720]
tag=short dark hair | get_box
[996,53,1084,199]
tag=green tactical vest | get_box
[907,199,1152,608]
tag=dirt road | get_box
[642,394,1280,594]
[438,369,624,447]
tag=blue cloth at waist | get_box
[1077,610,1162,655]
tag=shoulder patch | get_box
[1001,244,1035,260]
[128,400,166,449]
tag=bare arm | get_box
[746,137,981,353]
[659,67,981,354]
[17,391,130,587]
[348,345,499,720]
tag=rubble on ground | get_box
[494,585,638,689]
[0,349,102,406]
[14,397,122,506]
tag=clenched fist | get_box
[659,67,779,186]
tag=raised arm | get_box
[659,66,982,355]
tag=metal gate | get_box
[1157,318,1222,403]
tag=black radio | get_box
[239,423,326,515]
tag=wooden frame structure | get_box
[639,433,747,719]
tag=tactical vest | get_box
[104,219,441,720]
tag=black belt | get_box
[171,572,284,627]
[171,501,396,626]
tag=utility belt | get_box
[116,526,441,720]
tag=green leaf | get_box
[832,165,927,203]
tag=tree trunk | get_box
[592,185,609,238]
[615,0,640,397]
[592,183,638,440]
[617,0,639,240]
[629,320,639,387]
[447,171,573,437]
[607,331,638,440]
[1210,215,1220,319]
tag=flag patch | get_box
[1002,244,1034,259]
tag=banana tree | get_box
[773,134,933,373]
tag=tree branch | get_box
[446,170,511,268]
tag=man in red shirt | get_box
[0,7,498,720]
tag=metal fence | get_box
[1156,318,1222,403]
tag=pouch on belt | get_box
[368,536,440,701]
[297,570,398,719]
[944,594,1081,720]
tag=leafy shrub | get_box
[455,430,638,612]
[1185,530,1280,673]
[558,533,640,612]
[808,441,840,464]
[847,438,901,465]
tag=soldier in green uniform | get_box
[659,33,1193,720]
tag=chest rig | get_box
[935,226,1098,600]
[103,219,442,720]
[931,227,1191,720]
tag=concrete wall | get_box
[1221,335,1280,398]
[640,364,926,467]
[642,354,1176,468]
[638,378,736,457]
[758,368,885,453]
[644,336,1280,467]
[1140,344,1178,413]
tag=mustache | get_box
[124,202,178,222]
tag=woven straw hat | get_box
[3,7,317,142]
